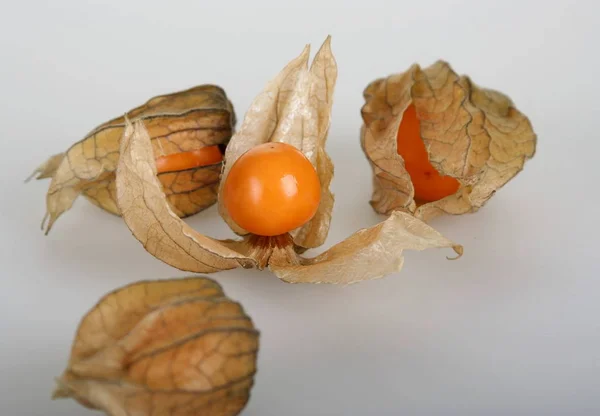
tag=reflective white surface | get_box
[1,1,599,415]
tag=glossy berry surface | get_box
[222,142,321,236]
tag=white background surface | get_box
[1,1,599,415]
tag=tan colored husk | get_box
[217,37,336,250]
[53,277,259,416]
[116,37,461,285]
[31,85,235,234]
[361,61,537,221]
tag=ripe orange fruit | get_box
[155,146,223,173]
[396,105,460,202]
[222,142,321,236]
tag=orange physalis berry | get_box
[155,146,223,174]
[396,105,460,202]
[222,142,321,237]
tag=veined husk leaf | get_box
[217,37,336,250]
[53,277,259,416]
[361,61,537,221]
[116,37,461,285]
[31,85,235,234]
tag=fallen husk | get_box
[361,61,537,221]
[53,277,259,416]
[116,37,461,285]
[31,85,235,234]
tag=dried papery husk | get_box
[361,61,537,221]
[217,36,336,250]
[116,37,461,285]
[31,85,235,234]
[53,277,259,416]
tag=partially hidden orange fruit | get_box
[396,105,460,202]
[155,146,223,173]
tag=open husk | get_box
[31,85,235,234]
[361,61,537,221]
[53,277,259,416]
[116,37,461,285]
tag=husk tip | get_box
[447,245,464,260]
[51,378,70,400]
[40,212,54,235]
[24,169,39,183]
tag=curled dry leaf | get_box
[116,37,461,285]
[31,85,235,234]
[53,277,259,416]
[361,61,537,221]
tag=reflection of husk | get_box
[31,85,235,234]
[361,61,537,221]
[53,277,259,416]
[116,37,461,285]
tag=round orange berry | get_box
[222,142,321,236]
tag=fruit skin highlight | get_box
[222,142,321,237]
[396,105,460,202]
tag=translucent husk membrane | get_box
[116,38,461,285]
[30,85,236,234]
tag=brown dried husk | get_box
[53,277,259,416]
[31,85,235,234]
[116,37,461,285]
[361,61,537,221]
